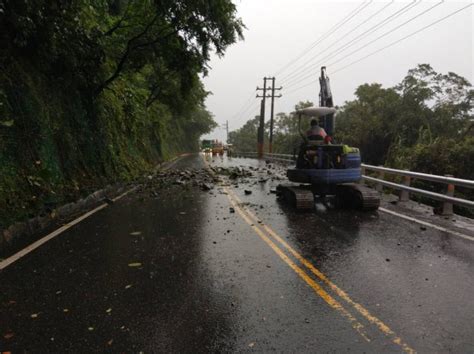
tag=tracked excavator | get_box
[276,67,380,211]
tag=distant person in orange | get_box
[306,119,327,141]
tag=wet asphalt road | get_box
[1,153,474,353]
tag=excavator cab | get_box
[276,67,380,211]
[288,106,362,185]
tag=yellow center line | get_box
[226,187,415,354]
[225,192,371,343]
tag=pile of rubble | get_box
[139,168,219,195]
[211,166,254,179]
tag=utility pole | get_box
[268,77,282,153]
[256,77,269,158]
[225,120,229,144]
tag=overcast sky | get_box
[202,0,473,142]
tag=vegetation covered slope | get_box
[0,0,243,227]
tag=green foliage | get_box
[0,0,242,227]
[230,65,473,184]
[229,101,314,154]
[228,116,259,152]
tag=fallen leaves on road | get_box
[3,331,14,340]
[125,284,133,289]
[130,231,142,236]
[128,262,142,267]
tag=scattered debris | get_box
[130,231,142,236]
[229,207,235,213]
[3,331,14,340]
[128,262,142,267]
[200,183,212,191]
[244,190,252,195]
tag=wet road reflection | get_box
[211,154,474,353]
[1,153,473,352]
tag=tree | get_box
[0,0,244,226]
[229,101,315,154]
[94,0,244,94]
[228,116,259,152]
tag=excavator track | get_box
[277,183,380,211]
[276,185,314,210]
[335,183,380,211]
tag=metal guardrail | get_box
[361,164,474,189]
[234,151,474,214]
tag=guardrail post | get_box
[399,176,411,202]
[376,168,384,192]
[360,166,366,185]
[442,175,455,216]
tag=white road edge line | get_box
[0,153,188,270]
[379,207,474,242]
[0,154,186,270]
[0,187,135,271]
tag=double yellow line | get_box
[223,186,415,353]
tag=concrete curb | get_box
[0,183,128,252]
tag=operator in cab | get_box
[306,119,327,141]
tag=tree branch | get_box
[96,15,159,95]
[103,2,132,36]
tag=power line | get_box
[284,0,443,91]
[325,0,444,67]
[331,2,474,75]
[283,2,473,97]
[272,1,373,78]
[235,100,260,123]
[231,2,371,126]
[281,0,421,87]
[279,0,398,84]
[231,0,374,127]
[284,79,319,97]
[230,92,256,120]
